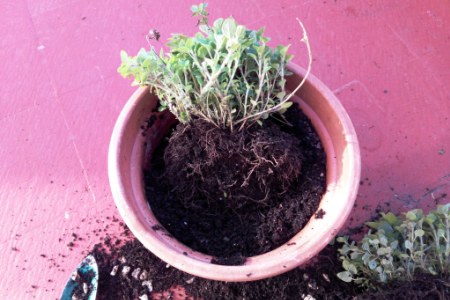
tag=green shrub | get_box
[337,203,450,289]
[118,3,311,131]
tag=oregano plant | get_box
[336,203,450,289]
[118,3,311,131]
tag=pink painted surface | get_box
[0,0,449,298]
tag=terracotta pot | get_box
[108,63,361,282]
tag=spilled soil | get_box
[145,104,327,262]
[89,235,450,300]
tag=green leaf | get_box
[337,271,353,283]
[235,25,246,39]
[382,212,398,225]
[276,92,287,100]
[336,236,348,243]
[424,214,437,224]
[348,263,357,275]
[376,248,385,256]
[406,211,417,221]
[369,239,380,245]
[428,267,438,275]
[213,18,224,30]
[362,252,371,264]
[404,240,413,250]
[437,203,450,214]
[368,260,377,270]
[350,252,360,260]
[379,272,387,282]
[366,222,380,229]
[379,236,388,246]
[120,50,129,62]
[198,24,209,34]
[390,240,398,249]
[221,18,237,38]
[362,242,370,251]
[414,229,425,237]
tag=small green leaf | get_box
[362,252,371,264]
[390,240,398,249]
[276,91,287,100]
[336,236,347,243]
[221,18,237,38]
[347,263,357,275]
[428,267,438,275]
[377,248,385,256]
[368,260,377,270]
[405,240,413,250]
[120,50,129,61]
[406,211,417,221]
[424,214,437,224]
[281,101,292,108]
[337,271,353,283]
[366,222,380,229]
[379,272,387,282]
[369,239,380,245]
[362,242,370,251]
[414,229,425,237]
[382,212,398,225]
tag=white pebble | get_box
[110,265,119,276]
[119,256,127,263]
[131,268,141,279]
[142,280,153,292]
[71,271,79,281]
[139,269,148,281]
[139,295,148,300]
[82,282,89,294]
[185,277,195,284]
[122,266,131,276]
[303,295,316,300]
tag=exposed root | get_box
[162,118,303,210]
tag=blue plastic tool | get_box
[60,255,98,300]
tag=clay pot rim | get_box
[108,63,361,282]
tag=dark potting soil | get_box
[144,104,327,261]
[89,236,450,300]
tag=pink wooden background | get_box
[1,0,449,298]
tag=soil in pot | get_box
[144,104,327,262]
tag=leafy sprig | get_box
[118,3,311,131]
[336,204,450,289]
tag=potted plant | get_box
[109,3,360,281]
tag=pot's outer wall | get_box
[108,63,361,281]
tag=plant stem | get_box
[235,19,312,125]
